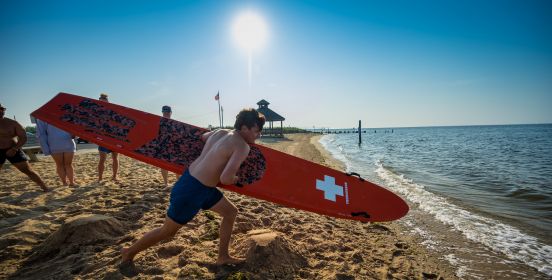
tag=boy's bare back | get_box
[189,129,250,187]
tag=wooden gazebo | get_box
[256,99,285,137]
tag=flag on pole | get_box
[215,92,219,101]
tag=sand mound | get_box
[27,214,123,263]
[238,229,307,279]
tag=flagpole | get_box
[217,91,221,128]
[221,106,224,128]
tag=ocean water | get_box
[319,124,552,279]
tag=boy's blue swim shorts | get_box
[167,169,223,225]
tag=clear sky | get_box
[1,0,551,129]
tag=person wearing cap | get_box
[161,105,172,187]
[97,94,119,181]
[0,103,49,192]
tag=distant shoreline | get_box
[305,122,552,132]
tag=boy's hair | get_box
[234,108,265,131]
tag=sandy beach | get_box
[0,133,458,279]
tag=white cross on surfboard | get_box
[316,175,349,204]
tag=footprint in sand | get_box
[157,245,183,259]
[118,260,139,277]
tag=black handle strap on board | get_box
[345,172,365,181]
[351,211,371,219]
[235,183,244,188]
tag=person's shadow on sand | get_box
[118,260,139,277]
[198,260,246,278]
[117,259,245,278]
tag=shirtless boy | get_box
[0,103,49,192]
[121,108,265,265]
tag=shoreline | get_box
[257,133,459,279]
[311,133,551,279]
[1,133,458,279]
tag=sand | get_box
[0,134,458,279]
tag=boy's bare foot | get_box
[216,256,244,265]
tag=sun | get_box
[232,11,268,52]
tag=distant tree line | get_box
[25,125,36,134]
[218,126,309,134]
[282,127,309,134]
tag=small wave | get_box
[506,188,550,202]
[375,163,552,277]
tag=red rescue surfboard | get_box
[31,93,408,222]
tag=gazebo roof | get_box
[256,99,285,122]
[257,99,270,106]
[258,107,285,122]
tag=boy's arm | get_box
[13,121,27,149]
[219,144,250,185]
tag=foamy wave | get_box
[375,162,552,276]
[403,219,439,250]
[444,254,478,279]
[319,135,352,172]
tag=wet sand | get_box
[0,133,458,279]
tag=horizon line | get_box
[302,122,552,131]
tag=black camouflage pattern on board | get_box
[60,100,136,142]
[59,100,265,186]
[135,118,266,186]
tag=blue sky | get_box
[1,0,551,128]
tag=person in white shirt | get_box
[36,119,77,186]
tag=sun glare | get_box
[232,11,268,51]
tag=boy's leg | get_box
[112,152,119,180]
[98,152,107,181]
[161,169,168,187]
[64,152,75,185]
[121,216,182,262]
[13,161,49,192]
[208,196,242,264]
[51,153,67,185]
